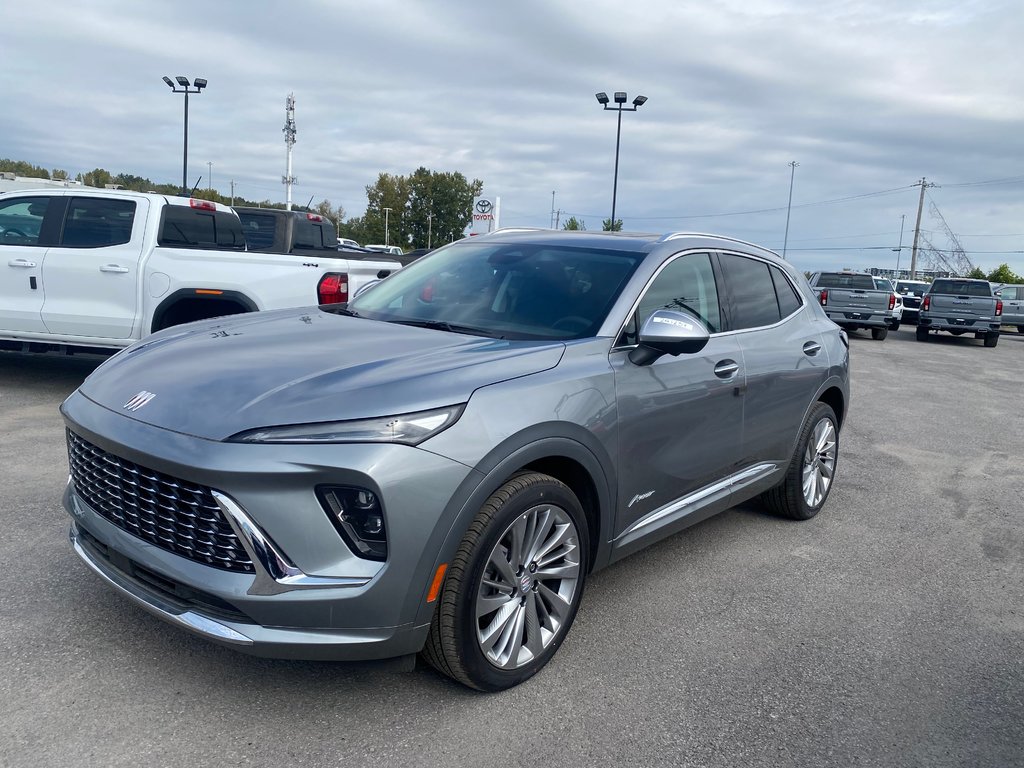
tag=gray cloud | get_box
[1,0,1022,273]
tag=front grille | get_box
[67,430,254,573]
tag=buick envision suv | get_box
[62,229,849,691]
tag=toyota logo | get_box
[475,199,493,214]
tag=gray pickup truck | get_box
[916,278,1003,347]
[807,271,897,340]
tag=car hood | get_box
[78,308,565,441]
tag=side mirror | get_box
[628,309,710,366]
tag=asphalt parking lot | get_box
[1,327,1022,768]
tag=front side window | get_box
[998,286,1019,300]
[349,241,644,340]
[719,253,781,330]
[0,197,49,246]
[62,197,136,247]
[624,252,721,344]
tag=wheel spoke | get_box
[477,591,516,619]
[479,601,519,652]
[507,515,527,574]
[535,561,578,580]
[538,581,572,623]
[524,591,545,659]
[488,547,517,586]
[532,520,572,564]
[499,605,526,668]
[525,507,555,563]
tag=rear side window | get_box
[929,279,992,297]
[62,197,136,247]
[236,211,277,250]
[159,206,245,250]
[999,286,1019,300]
[0,196,49,246]
[815,273,876,290]
[295,219,327,249]
[719,253,781,329]
[771,266,803,317]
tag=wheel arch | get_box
[150,289,258,333]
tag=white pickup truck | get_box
[0,188,398,352]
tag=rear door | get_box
[0,195,54,333]
[721,253,830,466]
[40,195,146,338]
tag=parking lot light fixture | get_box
[595,90,648,230]
[163,75,208,195]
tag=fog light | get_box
[317,486,388,561]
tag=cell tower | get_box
[283,93,297,210]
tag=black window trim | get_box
[715,249,805,335]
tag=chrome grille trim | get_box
[66,430,255,573]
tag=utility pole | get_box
[383,207,392,246]
[893,214,906,275]
[550,190,556,229]
[427,212,433,249]
[282,93,297,210]
[782,161,799,259]
[909,177,933,280]
[230,180,235,206]
[207,161,213,192]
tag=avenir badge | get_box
[123,391,156,411]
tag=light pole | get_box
[595,91,647,230]
[427,211,433,249]
[162,76,207,195]
[782,160,799,259]
[207,161,213,192]
[893,214,906,276]
[383,207,392,246]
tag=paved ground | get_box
[1,327,1022,768]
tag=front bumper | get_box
[61,390,477,661]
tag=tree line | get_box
[1,158,484,251]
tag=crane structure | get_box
[917,200,975,276]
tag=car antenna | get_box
[189,176,203,197]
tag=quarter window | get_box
[62,197,136,248]
[0,197,49,246]
[771,265,803,317]
[719,253,781,330]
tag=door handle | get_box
[8,259,36,268]
[100,264,130,274]
[714,360,739,378]
[803,341,822,356]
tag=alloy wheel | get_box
[802,418,837,508]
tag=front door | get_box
[1000,285,1024,328]
[0,196,51,333]
[611,251,744,535]
[40,195,145,339]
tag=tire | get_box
[421,472,589,691]
[916,325,929,341]
[871,327,888,340]
[889,319,901,332]
[984,333,999,348]
[761,402,839,521]
[1017,326,1024,335]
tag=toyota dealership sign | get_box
[470,195,500,236]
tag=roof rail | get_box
[656,231,782,256]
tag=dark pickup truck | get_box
[807,271,898,340]
[916,278,1003,347]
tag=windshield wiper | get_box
[388,318,504,338]
[331,306,360,317]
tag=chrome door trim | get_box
[617,462,777,539]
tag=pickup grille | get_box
[66,431,254,573]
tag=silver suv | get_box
[61,230,849,691]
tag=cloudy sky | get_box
[3,0,1023,274]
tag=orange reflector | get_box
[195,289,223,295]
[427,563,448,603]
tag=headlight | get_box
[228,404,464,445]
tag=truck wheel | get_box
[889,320,901,332]
[916,326,929,341]
[761,402,839,521]
[871,327,888,341]
[984,333,999,348]
[422,472,588,691]
[1017,326,1024,335]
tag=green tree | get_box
[80,168,112,188]
[51,168,69,181]
[563,216,586,231]
[313,199,346,234]
[602,217,623,231]
[965,267,987,279]
[986,263,1023,284]
[0,159,49,178]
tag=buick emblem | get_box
[520,573,532,593]
[123,391,156,411]
[475,199,493,214]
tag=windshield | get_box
[929,279,992,297]
[816,273,875,290]
[348,241,645,340]
[895,281,929,295]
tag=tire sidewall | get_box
[452,477,589,691]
